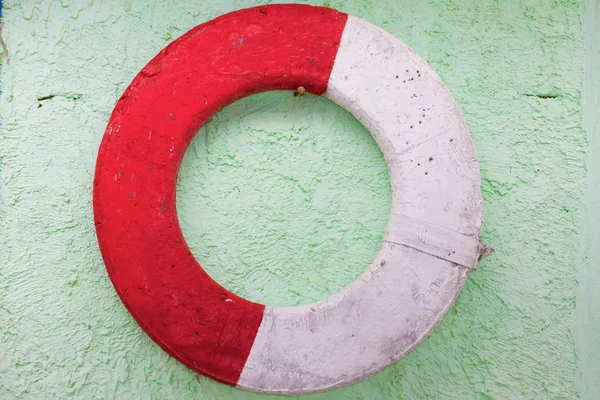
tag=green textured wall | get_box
[0,0,596,398]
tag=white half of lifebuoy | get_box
[94,4,485,396]
[237,15,484,395]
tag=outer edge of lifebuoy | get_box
[94,4,484,394]
[236,15,484,395]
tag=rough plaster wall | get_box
[0,0,587,399]
[178,92,390,307]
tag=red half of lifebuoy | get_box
[94,4,485,395]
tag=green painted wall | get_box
[577,0,600,397]
[0,0,596,398]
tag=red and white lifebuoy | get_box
[94,4,485,395]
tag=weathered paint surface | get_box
[0,0,592,399]
[577,0,600,398]
[0,0,4,216]
[238,14,484,394]
[95,6,484,393]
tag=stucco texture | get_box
[0,0,593,399]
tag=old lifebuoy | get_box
[93,4,486,395]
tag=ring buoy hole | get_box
[176,90,392,306]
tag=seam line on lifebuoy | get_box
[384,214,481,270]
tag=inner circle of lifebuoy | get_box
[93,4,484,395]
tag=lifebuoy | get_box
[93,4,485,395]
